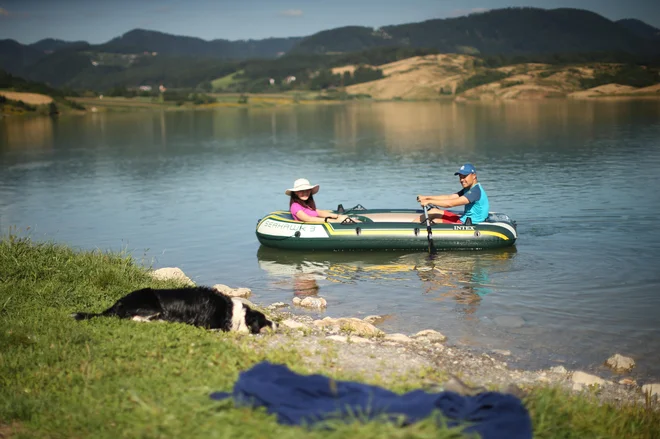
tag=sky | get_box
[1,0,658,45]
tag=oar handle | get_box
[423,205,434,254]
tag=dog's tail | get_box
[71,312,103,321]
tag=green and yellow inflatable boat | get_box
[256,205,517,251]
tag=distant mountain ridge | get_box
[0,30,303,78]
[96,29,302,58]
[1,7,659,91]
[291,8,659,55]
[29,38,91,54]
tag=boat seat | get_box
[358,213,421,223]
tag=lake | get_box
[2,100,659,381]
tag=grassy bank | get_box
[1,234,658,438]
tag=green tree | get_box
[309,69,340,90]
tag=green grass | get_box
[211,71,246,91]
[1,233,659,438]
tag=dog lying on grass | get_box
[72,286,277,334]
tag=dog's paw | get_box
[131,316,151,322]
[131,313,160,322]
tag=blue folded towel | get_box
[211,362,532,439]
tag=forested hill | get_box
[615,19,660,41]
[290,8,660,56]
[29,39,91,54]
[0,31,301,76]
[0,40,44,75]
[94,29,302,59]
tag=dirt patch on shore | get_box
[0,91,53,105]
[0,421,23,438]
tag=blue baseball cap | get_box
[454,163,477,176]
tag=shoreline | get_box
[70,93,660,111]
[67,94,346,113]
[158,269,659,408]
[4,90,660,118]
[2,238,659,437]
[258,302,658,408]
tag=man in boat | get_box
[416,163,489,225]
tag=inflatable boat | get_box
[255,205,517,251]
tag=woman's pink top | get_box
[290,202,318,221]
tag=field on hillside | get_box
[0,91,53,105]
[344,54,470,100]
[341,55,660,101]
[211,70,245,90]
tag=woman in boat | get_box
[286,178,348,223]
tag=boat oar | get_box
[422,204,434,254]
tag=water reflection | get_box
[257,247,414,283]
[293,275,320,297]
[329,100,660,154]
[334,102,475,152]
[413,250,517,319]
[0,116,54,151]
[256,246,517,319]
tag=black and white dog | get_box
[72,286,277,334]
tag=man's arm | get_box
[417,193,461,206]
[424,195,470,208]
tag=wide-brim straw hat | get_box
[285,178,320,196]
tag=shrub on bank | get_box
[580,65,660,89]
[456,70,509,94]
[500,80,525,88]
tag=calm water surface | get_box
[2,100,659,380]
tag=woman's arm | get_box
[317,210,349,223]
[294,210,348,223]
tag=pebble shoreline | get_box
[265,305,659,407]
[152,267,660,407]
